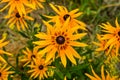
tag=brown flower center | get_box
[31,55,36,59]
[118,31,120,36]
[0,72,2,77]
[63,14,70,21]
[56,36,65,44]
[15,13,21,18]
[39,65,44,70]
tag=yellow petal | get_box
[36,1,44,9]
[68,46,81,59]
[105,37,116,49]
[59,50,67,67]
[19,19,25,30]
[70,33,87,40]
[45,48,57,63]
[8,3,15,15]
[85,73,97,80]
[115,17,119,28]
[64,48,76,65]
[33,40,51,46]
[38,45,53,56]
[35,32,49,39]
[73,12,83,18]
[0,1,11,12]
[62,17,70,31]
[0,50,12,56]
[69,9,79,15]
[25,16,34,20]
[91,66,101,80]
[49,3,60,15]
[0,56,6,63]
[101,65,105,80]
[70,41,88,47]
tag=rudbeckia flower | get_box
[30,0,45,9]
[0,64,14,80]
[5,9,34,31]
[93,34,116,57]
[28,58,51,80]
[100,18,120,57]
[45,3,86,30]
[21,46,42,67]
[85,65,117,80]
[0,0,35,16]
[33,18,87,67]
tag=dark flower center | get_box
[31,55,36,59]
[118,31,120,36]
[63,14,70,21]
[39,65,44,70]
[0,72,2,77]
[56,36,65,44]
[15,13,21,18]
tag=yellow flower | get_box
[21,46,42,67]
[45,3,86,30]
[0,33,12,62]
[100,18,120,56]
[30,0,45,9]
[85,65,117,80]
[33,18,87,67]
[0,0,35,16]
[0,64,14,80]
[28,58,51,80]
[93,34,116,57]
[5,9,34,31]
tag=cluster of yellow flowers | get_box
[0,0,119,80]
[0,0,45,30]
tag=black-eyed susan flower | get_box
[93,34,116,57]
[0,33,12,62]
[33,18,87,67]
[28,58,51,80]
[5,9,34,31]
[85,65,117,80]
[0,0,35,16]
[100,18,120,57]
[0,64,14,80]
[30,0,45,9]
[21,46,42,67]
[45,3,86,30]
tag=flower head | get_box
[85,65,117,80]
[0,64,14,80]
[0,0,35,16]
[45,3,86,30]
[5,9,34,31]
[21,46,42,67]
[100,18,120,56]
[93,34,116,57]
[28,58,51,80]
[33,18,87,67]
